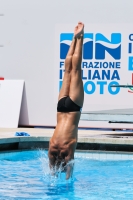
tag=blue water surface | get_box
[0,150,133,200]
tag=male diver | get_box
[48,22,84,179]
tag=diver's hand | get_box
[48,137,77,179]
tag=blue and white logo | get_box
[60,33,121,60]
[60,32,122,95]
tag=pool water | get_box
[0,150,133,200]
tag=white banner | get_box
[55,24,133,112]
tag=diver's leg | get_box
[69,22,84,107]
[58,37,76,100]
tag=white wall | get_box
[0,0,133,127]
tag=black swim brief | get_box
[57,96,81,112]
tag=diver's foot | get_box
[74,22,84,38]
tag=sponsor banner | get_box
[54,24,133,112]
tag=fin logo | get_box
[60,33,121,60]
